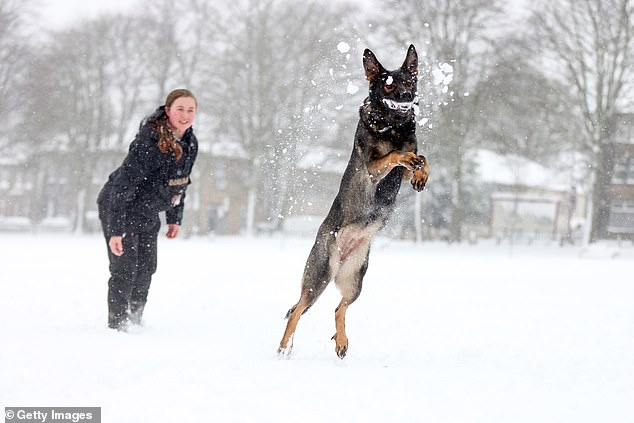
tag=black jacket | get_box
[97,107,198,237]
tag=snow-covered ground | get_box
[1,233,633,422]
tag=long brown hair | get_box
[155,89,197,161]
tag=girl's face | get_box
[165,96,197,136]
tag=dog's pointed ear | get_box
[401,44,418,76]
[363,48,385,82]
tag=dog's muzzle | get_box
[382,99,415,113]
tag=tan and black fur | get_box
[278,45,428,359]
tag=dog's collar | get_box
[360,98,415,136]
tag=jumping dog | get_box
[278,45,428,358]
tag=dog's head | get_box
[363,45,418,120]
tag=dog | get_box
[278,45,428,359]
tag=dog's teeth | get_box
[383,99,414,112]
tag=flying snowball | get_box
[337,42,351,54]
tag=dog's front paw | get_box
[411,155,428,191]
[399,151,423,171]
[411,170,427,191]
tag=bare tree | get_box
[135,0,222,102]
[530,0,634,243]
[262,3,361,230]
[28,24,109,230]
[475,36,578,161]
[23,14,161,231]
[211,0,361,234]
[0,0,31,153]
[101,15,157,148]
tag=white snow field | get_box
[1,233,633,422]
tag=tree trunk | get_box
[450,159,463,243]
[414,192,423,243]
[74,188,86,234]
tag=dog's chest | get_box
[369,134,410,158]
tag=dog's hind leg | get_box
[278,297,310,356]
[278,236,335,356]
[332,238,370,359]
[332,299,351,359]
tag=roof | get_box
[206,140,249,159]
[297,147,348,174]
[475,149,570,191]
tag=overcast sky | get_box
[35,0,529,31]
[35,0,134,30]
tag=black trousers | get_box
[100,217,160,320]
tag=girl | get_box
[97,89,198,331]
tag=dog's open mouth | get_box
[382,99,415,114]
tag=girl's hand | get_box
[109,236,124,256]
[166,224,180,239]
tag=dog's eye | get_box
[403,80,413,89]
[384,82,396,93]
